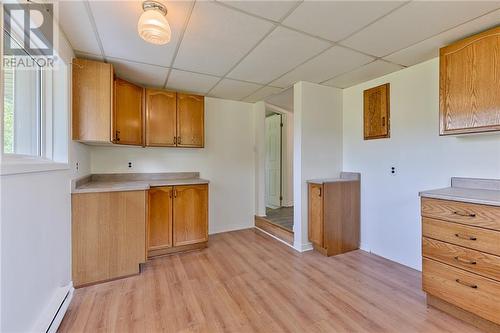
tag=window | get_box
[1,28,69,174]
[3,33,43,156]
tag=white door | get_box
[265,114,281,208]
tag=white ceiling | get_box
[57,0,500,103]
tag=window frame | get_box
[1,17,69,175]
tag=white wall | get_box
[293,82,343,251]
[342,58,500,270]
[90,97,256,234]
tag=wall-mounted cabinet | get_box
[72,58,113,143]
[363,83,390,140]
[145,89,177,147]
[147,184,208,258]
[440,26,500,135]
[114,78,144,146]
[72,58,205,147]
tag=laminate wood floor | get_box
[59,228,481,333]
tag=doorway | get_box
[264,109,293,233]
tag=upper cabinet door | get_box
[113,79,144,145]
[173,184,208,246]
[440,26,500,135]
[72,58,113,142]
[363,83,390,140]
[177,93,205,148]
[145,89,177,147]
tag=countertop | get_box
[307,172,360,185]
[72,172,209,194]
[419,177,500,206]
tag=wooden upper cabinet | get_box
[440,26,500,135]
[113,79,144,145]
[145,89,177,146]
[72,58,113,142]
[177,93,205,148]
[173,184,208,246]
[363,83,390,140]
[148,187,173,253]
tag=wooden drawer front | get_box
[423,237,500,282]
[421,198,500,231]
[422,217,500,256]
[423,258,500,324]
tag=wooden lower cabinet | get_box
[421,197,500,331]
[148,184,208,258]
[308,177,360,256]
[72,190,147,287]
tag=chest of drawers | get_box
[421,197,500,331]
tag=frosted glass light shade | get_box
[137,9,171,45]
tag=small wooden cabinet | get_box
[177,93,205,147]
[440,26,500,135]
[147,184,208,258]
[308,174,360,256]
[72,190,147,287]
[146,89,177,147]
[114,79,144,145]
[363,83,390,140]
[72,58,113,143]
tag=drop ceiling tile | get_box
[57,0,101,55]
[108,57,170,87]
[228,27,331,85]
[218,0,299,21]
[342,1,500,57]
[243,86,284,103]
[174,1,274,76]
[384,9,500,66]
[210,79,262,100]
[271,46,374,88]
[88,1,193,67]
[282,1,405,42]
[323,60,403,89]
[166,69,220,94]
[266,87,293,111]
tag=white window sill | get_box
[0,156,69,175]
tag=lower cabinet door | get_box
[173,184,208,246]
[148,187,173,252]
[308,184,324,247]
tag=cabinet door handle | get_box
[455,233,477,241]
[115,130,121,142]
[455,279,478,289]
[173,189,177,198]
[174,136,177,145]
[453,211,476,218]
[454,256,477,265]
[318,188,322,197]
[178,136,181,144]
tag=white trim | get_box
[254,226,297,251]
[32,283,73,333]
[295,241,313,253]
[0,155,69,175]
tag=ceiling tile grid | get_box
[57,0,500,100]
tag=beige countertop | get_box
[419,177,500,206]
[307,172,360,185]
[72,172,209,194]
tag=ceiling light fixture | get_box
[137,1,171,45]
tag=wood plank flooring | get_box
[59,228,481,333]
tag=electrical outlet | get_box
[75,162,79,171]
[128,162,132,168]
[391,166,396,175]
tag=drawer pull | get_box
[453,211,476,218]
[455,233,477,241]
[455,278,478,289]
[454,256,477,265]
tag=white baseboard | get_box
[296,242,313,252]
[254,226,297,251]
[32,283,74,333]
